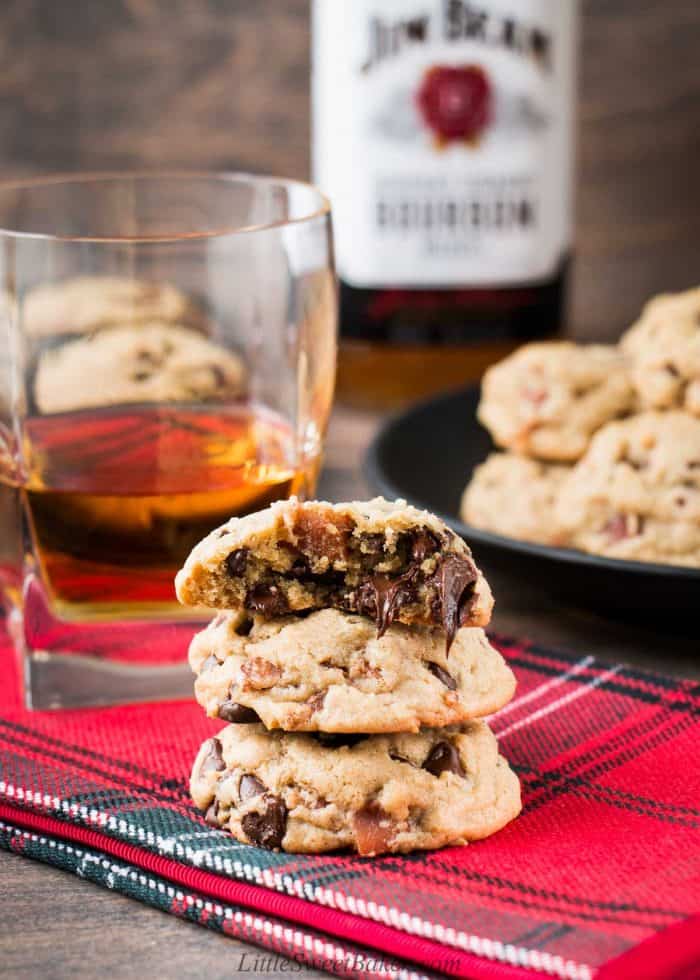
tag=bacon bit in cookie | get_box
[308,691,327,713]
[292,509,353,564]
[352,803,395,856]
[522,386,548,407]
[240,657,282,690]
[602,513,644,543]
[353,658,382,680]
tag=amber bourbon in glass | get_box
[0,174,336,707]
[313,0,578,407]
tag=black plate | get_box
[365,386,699,627]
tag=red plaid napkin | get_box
[1,628,699,980]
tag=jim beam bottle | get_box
[312,0,578,408]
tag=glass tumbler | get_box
[0,173,337,708]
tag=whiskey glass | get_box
[0,173,336,708]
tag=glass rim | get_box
[0,169,332,243]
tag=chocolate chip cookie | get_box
[190,609,516,733]
[176,497,494,649]
[478,342,635,462]
[461,452,571,545]
[621,287,700,417]
[24,275,208,338]
[190,722,521,854]
[35,322,246,414]
[556,411,700,566]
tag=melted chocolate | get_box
[422,741,465,778]
[427,661,457,690]
[351,548,476,651]
[356,569,420,637]
[241,795,288,849]
[436,556,477,651]
[410,529,440,562]
[218,701,261,724]
[246,584,289,617]
[226,548,249,577]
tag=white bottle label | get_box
[313,0,577,288]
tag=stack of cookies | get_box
[461,289,700,568]
[176,497,521,855]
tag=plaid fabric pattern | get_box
[1,629,699,979]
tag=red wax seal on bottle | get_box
[416,65,492,147]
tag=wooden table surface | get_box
[2,403,698,979]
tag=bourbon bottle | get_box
[312,0,578,408]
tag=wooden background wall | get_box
[1,0,699,339]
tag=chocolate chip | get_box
[234,616,253,637]
[218,701,261,723]
[288,556,311,579]
[427,661,457,690]
[226,548,249,577]
[410,528,440,562]
[241,795,288,849]
[201,654,219,672]
[238,773,266,802]
[388,751,415,766]
[246,584,289,617]
[422,741,465,778]
[198,737,225,776]
[204,800,220,827]
[314,733,367,748]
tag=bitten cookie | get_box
[35,322,246,413]
[189,609,516,733]
[176,497,494,648]
[478,342,635,462]
[621,287,700,417]
[190,722,521,854]
[24,275,208,338]
[461,452,571,546]
[556,411,700,566]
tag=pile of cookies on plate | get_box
[462,286,700,567]
[177,497,521,855]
